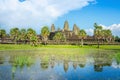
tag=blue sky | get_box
[0,0,120,36]
[54,0,120,36]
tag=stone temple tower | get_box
[63,20,69,31]
[51,24,55,32]
[73,24,80,35]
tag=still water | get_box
[0,49,120,80]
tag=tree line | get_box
[0,22,119,47]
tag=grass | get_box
[0,44,120,51]
[0,44,37,50]
[99,45,120,50]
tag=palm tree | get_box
[10,28,20,44]
[78,29,87,47]
[0,29,6,43]
[103,29,112,42]
[94,23,103,48]
[41,26,50,45]
[20,28,27,44]
[53,32,63,44]
[27,28,37,46]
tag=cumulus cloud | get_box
[85,28,93,36]
[85,24,120,36]
[0,0,94,33]
[100,24,120,37]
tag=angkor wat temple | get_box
[47,20,116,45]
[0,21,116,45]
[49,21,80,41]
[48,21,96,44]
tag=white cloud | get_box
[0,0,94,33]
[85,24,120,37]
[85,28,93,36]
[100,24,120,37]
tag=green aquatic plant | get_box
[13,56,34,67]
[115,53,120,64]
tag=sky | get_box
[0,0,120,36]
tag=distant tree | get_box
[10,28,20,44]
[30,35,38,46]
[63,20,69,31]
[51,24,55,32]
[0,29,6,43]
[115,36,120,42]
[41,26,50,45]
[78,29,87,47]
[94,23,103,48]
[27,28,37,46]
[53,32,63,44]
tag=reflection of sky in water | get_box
[0,50,120,80]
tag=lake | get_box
[0,48,120,80]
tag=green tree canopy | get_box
[10,28,20,44]
[20,28,27,41]
[102,29,112,42]
[0,29,6,43]
[94,23,103,48]
[41,26,50,45]
[53,32,63,44]
[27,28,37,46]
[78,29,87,46]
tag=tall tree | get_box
[51,24,55,32]
[94,23,103,48]
[0,29,6,43]
[63,20,69,31]
[41,26,50,45]
[78,29,87,47]
[10,28,20,44]
[27,28,37,46]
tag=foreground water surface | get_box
[0,48,120,80]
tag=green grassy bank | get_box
[0,44,120,51]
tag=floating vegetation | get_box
[13,56,34,67]
[115,52,120,64]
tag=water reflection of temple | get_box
[50,60,55,68]
[64,60,69,72]
[40,62,49,70]
[73,61,77,70]
[78,57,86,68]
